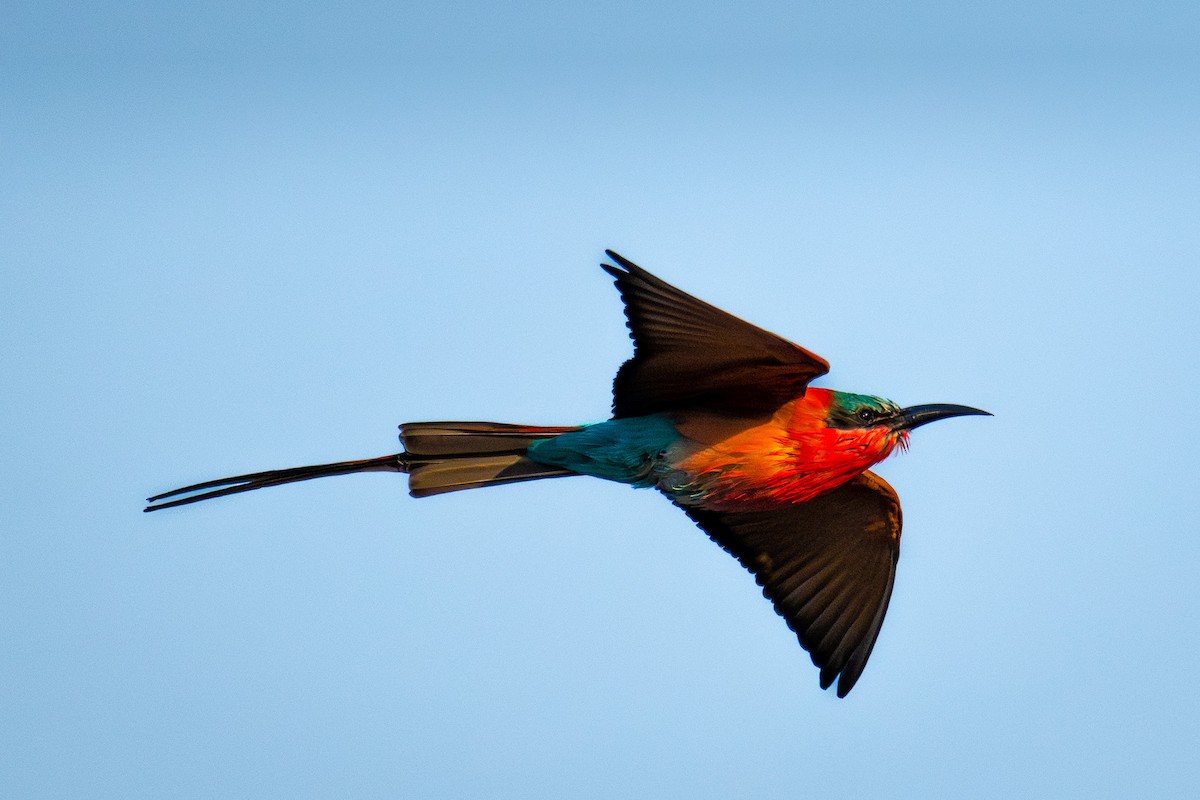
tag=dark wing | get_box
[602,250,829,418]
[677,471,901,697]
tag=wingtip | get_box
[835,664,864,697]
[601,249,640,275]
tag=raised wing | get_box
[602,250,829,418]
[677,471,901,697]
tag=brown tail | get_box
[400,421,580,497]
[144,421,581,512]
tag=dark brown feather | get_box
[144,454,404,511]
[676,471,901,697]
[398,421,581,496]
[400,421,580,455]
[145,423,581,510]
[602,250,829,418]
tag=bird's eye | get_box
[857,408,877,423]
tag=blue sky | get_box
[3,3,1199,798]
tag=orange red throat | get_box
[671,388,907,512]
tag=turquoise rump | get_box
[526,416,681,488]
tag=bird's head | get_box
[824,390,991,449]
[771,388,990,504]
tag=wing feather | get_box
[602,251,829,417]
[676,471,902,697]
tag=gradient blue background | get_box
[4,3,1198,797]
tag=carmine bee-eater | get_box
[147,251,989,696]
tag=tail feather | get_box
[145,421,581,511]
[408,454,576,497]
[400,422,579,455]
[401,421,581,496]
[144,454,405,511]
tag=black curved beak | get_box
[889,403,992,432]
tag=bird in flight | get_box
[147,250,989,696]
